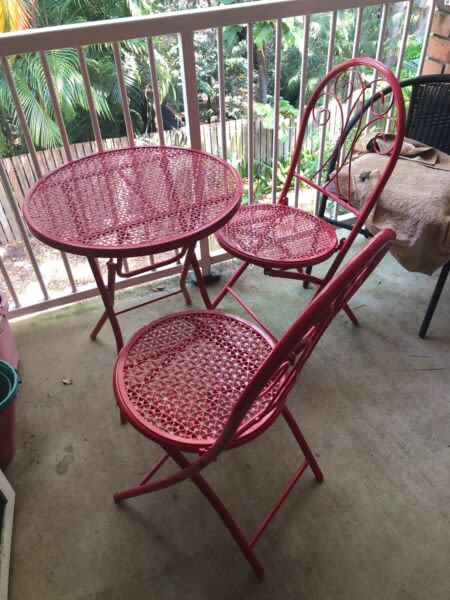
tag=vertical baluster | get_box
[2,58,42,179]
[111,41,133,274]
[178,32,202,150]
[342,7,364,140]
[112,42,135,147]
[147,36,165,265]
[4,56,76,297]
[39,51,78,292]
[76,47,104,152]
[247,23,254,205]
[374,3,389,66]
[315,10,337,214]
[271,19,282,204]
[0,160,49,300]
[0,253,20,308]
[146,36,165,146]
[418,0,437,74]
[384,0,413,134]
[217,28,227,160]
[39,51,73,161]
[332,6,364,220]
[395,1,413,79]
[178,31,211,275]
[352,8,364,63]
[294,15,310,208]
[366,3,389,126]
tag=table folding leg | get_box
[88,256,124,353]
[183,245,213,310]
[88,243,213,354]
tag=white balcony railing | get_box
[0,0,436,317]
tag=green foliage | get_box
[0,0,430,157]
[254,97,298,137]
[231,153,303,204]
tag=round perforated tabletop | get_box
[23,146,242,258]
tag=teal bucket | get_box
[0,360,20,469]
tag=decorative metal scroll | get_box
[297,66,402,212]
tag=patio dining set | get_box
[23,57,449,576]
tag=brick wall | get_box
[423,4,450,75]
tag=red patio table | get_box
[23,146,242,352]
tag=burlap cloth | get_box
[330,134,450,275]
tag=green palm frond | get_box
[1,49,114,150]
[1,70,62,148]
[0,128,8,157]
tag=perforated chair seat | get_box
[216,204,338,269]
[114,310,282,451]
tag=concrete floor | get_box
[5,244,450,600]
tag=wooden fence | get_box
[0,116,299,245]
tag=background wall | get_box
[423,3,450,74]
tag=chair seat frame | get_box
[213,59,405,336]
[113,230,395,577]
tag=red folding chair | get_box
[213,58,405,336]
[113,229,395,577]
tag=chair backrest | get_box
[405,75,450,154]
[142,229,395,493]
[326,74,450,188]
[218,228,395,450]
[318,74,450,221]
[280,58,405,231]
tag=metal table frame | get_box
[23,146,242,352]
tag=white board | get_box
[0,470,14,600]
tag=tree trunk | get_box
[255,47,268,104]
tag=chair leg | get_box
[212,261,249,309]
[189,251,213,309]
[247,407,324,548]
[90,258,117,341]
[303,193,328,290]
[114,430,325,576]
[282,407,323,482]
[168,449,265,578]
[114,447,264,577]
[310,276,358,326]
[178,246,193,305]
[303,266,312,289]
[343,303,359,326]
[419,262,449,338]
[114,453,171,501]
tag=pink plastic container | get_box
[0,292,18,368]
[0,360,20,469]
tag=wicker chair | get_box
[317,74,450,338]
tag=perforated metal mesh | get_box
[25,147,241,255]
[216,204,337,266]
[118,311,277,447]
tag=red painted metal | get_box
[113,229,395,576]
[0,361,20,469]
[24,146,242,258]
[225,285,277,340]
[215,58,405,326]
[23,146,242,351]
[211,260,248,308]
[217,203,338,269]
[0,292,19,368]
[0,400,16,469]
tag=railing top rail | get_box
[0,0,381,57]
